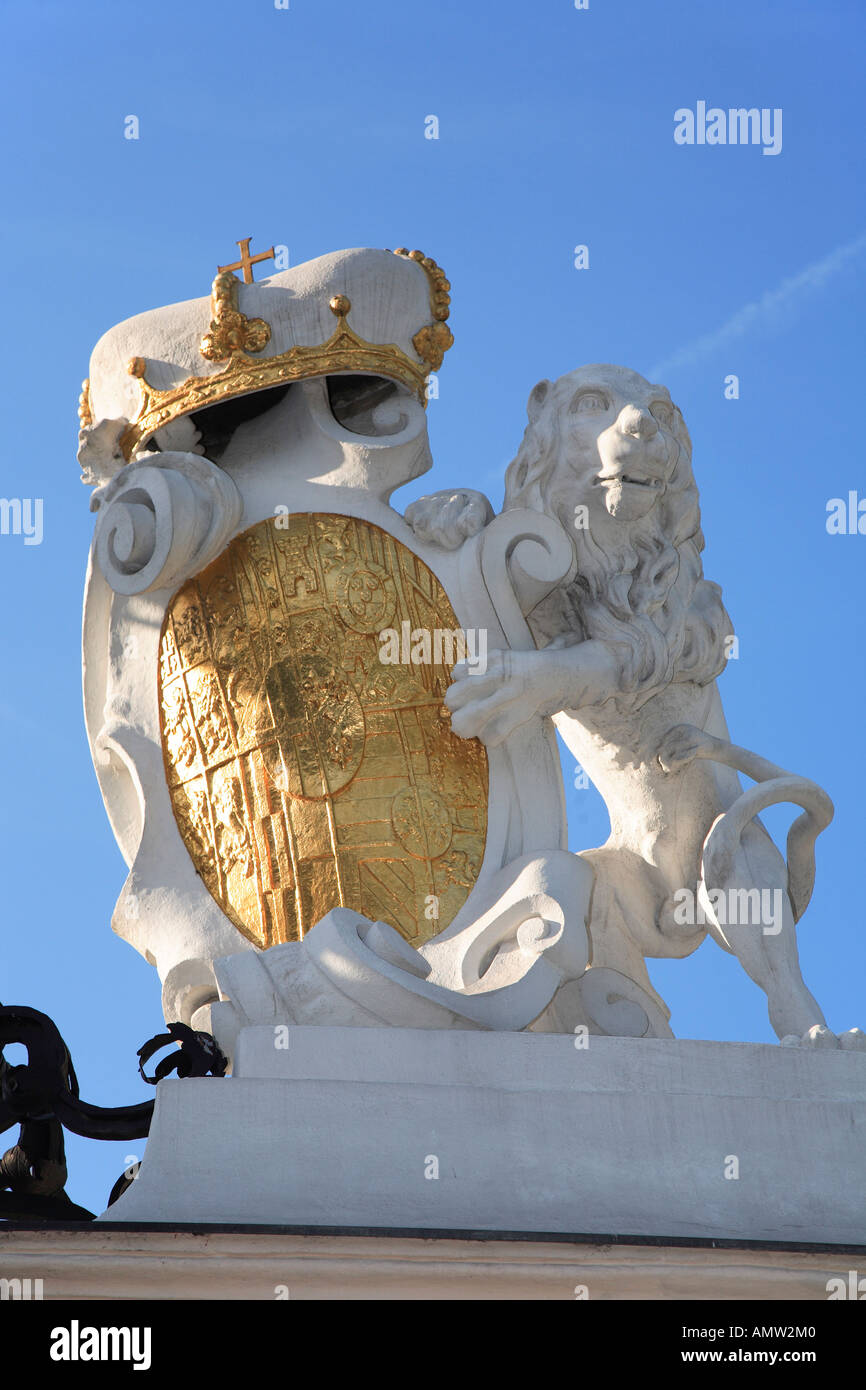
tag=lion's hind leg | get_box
[697,775,863,1046]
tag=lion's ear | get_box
[527,379,552,423]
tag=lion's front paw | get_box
[445,649,550,747]
[404,489,494,550]
[656,723,720,774]
[781,1026,866,1051]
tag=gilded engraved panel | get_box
[158,513,488,949]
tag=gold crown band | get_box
[117,249,454,463]
[120,297,430,461]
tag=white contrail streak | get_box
[648,231,866,380]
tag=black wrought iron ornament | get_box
[138,1022,228,1084]
[0,1004,227,1221]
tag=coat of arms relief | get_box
[78,242,863,1062]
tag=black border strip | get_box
[2,1220,865,1255]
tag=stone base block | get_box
[100,1028,866,1244]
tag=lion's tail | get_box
[700,775,834,925]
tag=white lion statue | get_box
[414,364,863,1048]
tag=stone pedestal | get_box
[101,1028,866,1245]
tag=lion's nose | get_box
[617,404,657,440]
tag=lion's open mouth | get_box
[621,474,662,489]
[596,472,664,490]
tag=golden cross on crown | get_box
[218,237,276,284]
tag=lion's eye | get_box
[651,401,673,428]
[571,391,610,414]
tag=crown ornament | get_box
[392,247,454,370]
[110,244,454,464]
[199,271,271,360]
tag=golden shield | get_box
[158,513,488,949]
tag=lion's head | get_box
[503,365,731,706]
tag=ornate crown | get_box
[80,244,454,466]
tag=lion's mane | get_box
[503,374,731,709]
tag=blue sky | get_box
[0,0,863,1215]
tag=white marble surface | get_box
[101,1026,866,1242]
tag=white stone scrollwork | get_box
[478,508,577,649]
[198,850,594,1066]
[92,451,243,595]
[578,967,674,1039]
